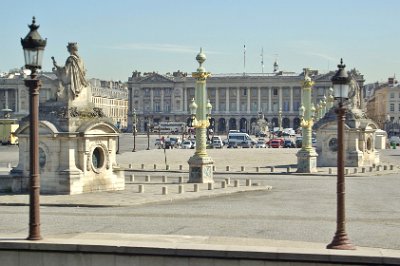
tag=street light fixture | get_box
[327,58,355,250]
[21,16,47,241]
[132,109,137,152]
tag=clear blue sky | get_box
[1,0,399,83]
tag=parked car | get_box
[154,138,164,149]
[255,138,267,148]
[239,140,254,148]
[269,138,283,148]
[295,137,303,148]
[181,140,192,149]
[283,139,295,148]
[389,136,400,146]
[212,138,223,148]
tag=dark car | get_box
[295,137,303,148]
[283,139,295,148]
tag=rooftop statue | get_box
[52,42,89,101]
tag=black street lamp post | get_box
[327,59,356,250]
[21,17,47,241]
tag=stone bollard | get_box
[129,164,132,169]
[141,164,145,170]
[212,165,216,172]
[129,174,134,182]
[7,162,11,168]
[208,183,213,190]
[225,177,231,185]
[138,184,144,193]
[270,166,275,172]
[328,168,333,174]
[361,167,366,173]
[246,179,251,187]
[226,166,230,171]
[179,185,184,194]
[221,181,227,189]
[162,186,168,195]
[256,167,260,172]
[241,166,245,171]
[194,184,199,192]
[145,175,151,182]
[234,180,239,187]
[390,165,394,170]
[286,167,291,173]
[383,165,387,171]
[179,165,183,170]
[178,176,184,183]
[354,168,358,174]
[166,165,170,170]
[345,168,349,175]
[153,164,157,170]
[162,176,168,183]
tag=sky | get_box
[1,0,400,84]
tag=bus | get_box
[158,122,186,134]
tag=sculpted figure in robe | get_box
[52,42,89,100]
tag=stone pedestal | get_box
[10,103,125,195]
[296,149,318,173]
[188,155,214,183]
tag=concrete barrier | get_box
[246,179,251,187]
[138,184,144,193]
[270,166,275,172]
[234,180,239,187]
[286,167,291,173]
[178,185,184,194]
[221,181,226,189]
[194,184,199,192]
[162,186,168,195]
[208,183,213,190]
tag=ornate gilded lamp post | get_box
[187,48,214,183]
[296,69,318,173]
[132,109,137,152]
[327,59,355,250]
[21,17,47,240]
[326,87,335,111]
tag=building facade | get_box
[127,69,365,134]
[0,71,128,129]
[366,77,400,136]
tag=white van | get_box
[227,132,253,148]
[212,136,223,148]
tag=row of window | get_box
[389,103,400,112]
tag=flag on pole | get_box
[261,47,264,73]
[243,44,246,74]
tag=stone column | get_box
[150,88,154,112]
[236,87,240,113]
[290,87,294,112]
[247,87,250,113]
[161,88,164,112]
[268,88,272,113]
[226,88,229,113]
[258,87,261,112]
[215,88,219,112]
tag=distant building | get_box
[0,70,128,129]
[365,77,400,134]
[127,69,365,134]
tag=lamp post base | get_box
[188,155,214,183]
[327,233,356,250]
[296,149,318,173]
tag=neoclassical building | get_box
[0,71,128,129]
[127,69,365,134]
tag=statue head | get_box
[67,42,78,53]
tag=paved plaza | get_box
[0,133,400,253]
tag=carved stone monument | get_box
[314,78,380,167]
[11,43,124,194]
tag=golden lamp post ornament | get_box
[296,69,318,173]
[187,48,214,183]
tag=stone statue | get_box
[52,42,89,100]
